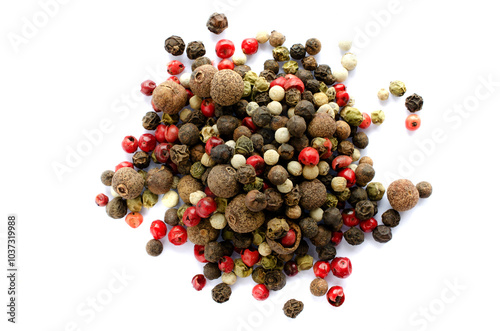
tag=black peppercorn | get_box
[132,151,150,169]
[212,283,232,303]
[259,69,276,83]
[373,225,392,243]
[278,144,294,160]
[178,123,200,146]
[305,38,322,55]
[344,227,365,245]
[270,116,288,131]
[191,56,212,71]
[283,299,304,319]
[216,115,239,137]
[204,241,225,263]
[314,64,332,82]
[264,270,287,291]
[263,59,280,74]
[186,41,206,60]
[233,65,251,79]
[254,91,272,106]
[234,136,254,156]
[233,232,253,249]
[338,140,354,156]
[316,242,337,260]
[323,207,343,231]
[310,225,332,247]
[355,163,376,187]
[252,106,272,127]
[353,132,369,149]
[405,93,424,112]
[164,208,179,226]
[142,111,161,130]
[264,188,283,212]
[306,79,321,94]
[382,209,401,227]
[106,197,127,219]
[348,186,368,207]
[301,90,315,104]
[285,87,301,107]
[295,69,314,85]
[220,240,234,257]
[299,179,327,210]
[204,262,222,280]
[146,239,163,256]
[290,43,306,60]
[206,13,228,35]
[355,200,375,221]
[294,100,315,122]
[164,35,185,56]
[302,56,318,71]
[251,134,264,152]
[236,164,256,185]
[299,217,319,239]
[268,165,288,186]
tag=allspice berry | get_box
[299,179,327,210]
[187,219,220,246]
[152,80,187,114]
[207,165,240,199]
[225,194,265,233]
[146,239,163,256]
[112,167,144,199]
[204,262,222,280]
[190,64,218,98]
[307,112,337,138]
[101,170,114,186]
[245,190,267,212]
[106,197,127,219]
[387,179,420,211]
[335,121,351,140]
[177,175,204,203]
[145,166,173,195]
[355,163,375,187]
[310,278,328,296]
[287,115,307,137]
[210,70,245,106]
[416,181,432,198]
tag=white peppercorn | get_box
[201,153,216,167]
[287,161,302,176]
[318,161,330,176]
[212,124,219,135]
[287,107,295,118]
[352,148,361,162]
[180,73,191,87]
[333,67,348,82]
[258,242,272,256]
[231,154,247,169]
[346,98,355,107]
[338,40,352,51]
[313,92,329,107]
[377,88,389,101]
[331,177,347,192]
[162,190,179,208]
[210,212,227,229]
[232,52,247,65]
[189,95,202,110]
[221,272,237,285]
[277,179,293,193]
[269,86,285,101]
[110,187,120,198]
[317,104,335,118]
[200,126,217,143]
[275,127,291,144]
[341,53,357,71]
[303,165,319,180]
[264,149,280,165]
[310,208,324,222]
[256,31,270,44]
[189,190,206,205]
[225,140,236,149]
[267,101,283,116]
[347,163,358,171]
[329,102,340,115]
[179,108,191,121]
[246,101,259,116]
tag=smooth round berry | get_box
[196,197,217,218]
[331,257,352,279]
[331,231,343,246]
[313,261,331,279]
[241,249,260,267]
[252,284,270,301]
[341,209,360,227]
[204,186,216,198]
[192,274,206,291]
[115,161,133,172]
[218,256,234,273]
[182,206,201,227]
[194,245,208,263]
[164,125,179,143]
[201,98,216,118]
[125,212,143,228]
[150,220,167,240]
[298,147,320,166]
[121,136,138,153]
[359,113,372,129]
[168,225,188,245]
[167,76,180,84]
[280,229,296,247]
[95,193,109,207]
[360,218,378,232]
[241,38,259,55]
[246,155,265,176]
[336,90,350,107]
[327,286,345,307]
[154,143,170,164]
[406,114,421,131]
[218,59,234,70]
[205,137,224,155]
[155,124,167,143]
[140,80,156,96]
[338,168,356,188]
[241,117,257,132]
[284,261,299,276]
[215,39,235,59]
[138,133,156,152]
[167,60,185,75]
[333,84,346,93]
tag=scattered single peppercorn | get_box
[283,299,304,318]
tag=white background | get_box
[1,0,499,330]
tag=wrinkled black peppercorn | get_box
[373,225,392,243]
[142,111,161,130]
[405,93,424,112]
[186,41,206,60]
[283,299,304,318]
[344,227,365,245]
[164,35,185,56]
[212,283,232,303]
[290,43,306,60]
[206,13,228,34]
[355,200,375,221]
[382,209,401,227]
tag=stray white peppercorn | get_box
[111,187,120,198]
[328,102,340,115]
[377,88,389,101]
[258,242,272,256]
[264,149,280,166]
[333,67,349,82]
[162,190,179,208]
[310,208,324,222]
[256,31,270,44]
[287,107,295,118]
[287,161,302,176]
[331,177,347,192]
[277,179,293,193]
[267,101,283,116]
[275,127,291,143]
[201,153,216,167]
[180,73,191,87]
[341,52,357,71]
[231,154,247,169]
[246,101,259,116]
[351,148,361,162]
[189,95,202,110]
[232,52,247,65]
[318,161,330,176]
[346,98,355,107]
[269,85,285,101]
[221,272,237,285]
[303,165,319,180]
[347,163,358,171]
[317,104,335,118]
[225,140,236,149]
[338,40,352,51]
[210,212,227,229]
[189,190,206,205]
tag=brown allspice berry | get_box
[353,131,369,149]
[210,70,244,106]
[307,112,337,138]
[207,165,240,198]
[310,225,332,247]
[268,165,288,186]
[106,197,127,219]
[310,278,328,297]
[164,208,179,226]
[233,126,252,141]
[178,123,200,146]
[355,163,375,187]
[245,190,267,212]
[190,64,218,98]
[269,30,286,47]
[190,144,205,163]
[152,80,187,115]
[206,13,228,35]
[236,164,256,185]
[416,181,433,198]
[204,241,225,263]
[270,116,289,131]
[267,220,301,255]
[286,205,301,219]
[287,115,307,137]
[204,262,222,280]
[187,219,220,246]
[177,175,204,203]
[335,120,351,140]
[145,166,173,195]
[146,239,163,256]
[112,167,144,199]
[299,179,327,210]
[225,194,265,233]
[100,170,114,186]
[387,179,419,211]
[359,156,373,166]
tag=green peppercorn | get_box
[243,177,264,192]
[273,46,290,62]
[323,193,339,208]
[126,195,143,213]
[366,182,385,201]
[252,227,266,246]
[235,136,254,155]
[253,77,270,93]
[260,255,278,270]
[252,266,268,284]
[371,110,385,124]
[340,107,363,126]
[335,188,351,202]
[244,71,258,84]
[296,254,313,271]
[142,189,158,209]
[190,161,206,179]
[283,61,299,74]
[177,204,189,221]
[234,258,252,277]
[389,80,406,97]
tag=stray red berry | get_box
[338,168,356,188]
[115,161,133,172]
[359,113,372,129]
[164,125,179,144]
[192,274,206,291]
[327,286,345,307]
[167,60,185,75]
[218,59,234,70]
[280,229,296,247]
[182,206,201,227]
[252,284,270,301]
[360,218,378,232]
[313,261,331,278]
[138,133,156,152]
[167,76,181,84]
[284,261,299,276]
[341,209,360,227]
[121,136,138,153]
[336,90,350,107]
[406,114,421,131]
[155,124,167,143]
[194,245,208,263]
[154,143,170,164]
[168,225,188,245]
[218,256,234,273]
[241,38,259,55]
[246,155,265,176]
[298,147,320,166]
[270,76,286,89]
[150,220,167,240]
[331,257,352,279]
[201,98,216,118]
[241,249,260,267]
[95,193,109,207]
[125,212,143,228]
[215,39,235,59]
[140,80,156,96]
[333,84,346,93]
[196,197,217,218]
[331,231,343,246]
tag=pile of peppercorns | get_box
[95,12,432,317]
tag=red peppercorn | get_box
[168,225,188,245]
[406,114,421,131]
[196,197,217,218]
[359,113,372,129]
[182,207,201,227]
[280,229,296,247]
[164,125,179,144]
[241,249,260,267]
[331,257,352,279]
[327,286,345,307]
[150,220,167,240]
[167,76,180,84]
[192,274,206,291]
[298,147,320,166]
[241,117,257,132]
[360,218,378,233]
[95,193,109,207]
[138,133,156,152]
[215,39,235,59]
[154,143,171,163]
[151,99,159,112]
[246,155,265,176]
[185,88,194,100]
[341,209,360,227]
[252,284,270,301]
[167,60,185,75]
[331,231,343,246]
[204,186,216,198]
[140,80,156,96]
[338,168,356,188]
[201,98,216,118]
[241,38,259,55]
[336,90,350,107]
[155,124,167,143]
[262,182,270,191]
[319,138,333,159]
[270,76,286,89]
[205,136,224,155]
[331,155,353,171]
[284,261,299,276]
[284,74,305,93]
[121,136,138,153]
[313,261,331,279]
[218,59,234,70]
[218,256,234,273]
[115,161,133,172]
[194,245,208,263]
[125,212,143,228]
[333,84,346,93]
